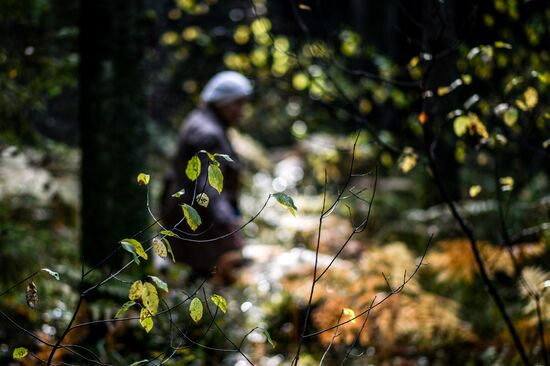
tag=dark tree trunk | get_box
[79,0,149,269]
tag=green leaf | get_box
[115,301,136,318]
[41,268,60,280]
[171,188,185,198]
[181,204,202,231]
[148,275,169,293]
[152,237,167,258]
[185,155,201,181]
[214,153,234,162]
[210,294,227,313]
[262,329,275,348]
[13,347,28,359]
[189,297,203,323]
[163,238,176,263]
[130,360,150,366]
[120,238,148,263]
[273,192,298,216]
[208,164,224,193]
[160,230,181,238]
[140,308,154,333]
[196,193,210,207]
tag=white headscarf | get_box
[200,71,253,106]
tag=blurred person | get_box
[160,71,252,278]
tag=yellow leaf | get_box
[129,280,143,301]
[398,148,417,174]
[142,282,159,315]
[152,238,167,258]
[140,308,154,333]
[453,116,469,137]
[137,173,150,186]
[469,185,482,198]
[503,107,518,127]
[437,86,450,96]
[524,87,538,109]
[292,72,309,91]
[468,113,488,139]
[499,176,514,191]
[543,139,550,149]
[343,308,356,324]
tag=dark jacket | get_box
[160,107,242,272]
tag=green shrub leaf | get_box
[190,297,203,323]
[115,301,136,318]
[148,275,169,293]
[196,193,209,207]
[210,294,227,313]
[273,192,298,216]
[139,308,154,333]
[208,164,224,193]
[13,347,28,359]
[181,204,201,231]
[120,238,148,263]
[185,155,201,181]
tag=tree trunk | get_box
[79,0,149,269]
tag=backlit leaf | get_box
[120,238,148,262]
[208,164,224,193]
[185,155,201,181]
[171,188,185,198]
[453,116,469,137]
[152,237,167,258]
[524,87,538,109]
[142,282,159,315]
[160,230,180,238]
[469,185,482,198]
[130,360,150,366]
[543,139,550,149]
[182,204,201,231]
[343,307,356,324]
[500,176,514,191]
[115,301,136,318]
[13,347,28,359]
[148,275,169,293]
[196,193,209,207]
[140,308,154,333]
[398,148,417,174]
[41,268,60,280]
[214,153,234,162]
[163,238,176,263]
[503,107,518,126]
[263,329,275,348]
[26,282,37,309]
[137,173,150,186]
[189,297,203,323]
[273,192,298,216]
[210,294,227,313]
[129,280,144,301]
